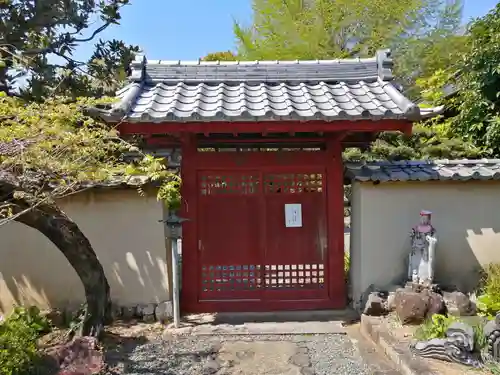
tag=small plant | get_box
[344,252,350,282]
[472,321,488,351]
[415,314,488,352]
[477,263,500,317]
[477,294,500,318]
[0,306,51,375]
[414,314,458,341]
[8,306,51,335]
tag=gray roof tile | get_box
[91,49,443,123]
[345,159,500,183]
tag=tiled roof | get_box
[345,159,500,183]
[89,49,442,123]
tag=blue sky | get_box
[74,0,499,62]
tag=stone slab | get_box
[360,315,437,375]
[190,321,346,336]
[215,341,303,375]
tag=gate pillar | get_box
[326,135,346,308]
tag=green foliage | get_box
[0,0,139,98]
[344,252,350,282]
[0,306,50,375]
[477,294,500,318]
[414,314,459,341]
[415,314,488,351]
[0,96,128,193]
[446,3,500,156]
[0,95,180,210]
[202,51,238,61]
[485,361,500,375]
[126,154,182,210]
[343,124,483,162]
[477,263,500,317]
[7,306,50,335]
[473,321,488,351]
[234,0,466,97]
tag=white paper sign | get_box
[285,203,302,228]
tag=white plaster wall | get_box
[0,189,170,314]
[350,181,500,306]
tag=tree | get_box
[0,94,175,337]
[443,3,500,156]
[343,125,482,162]
[0,0,140,99]
[234,0,467,98]
[0,1,158,337]
[201,50,238,61]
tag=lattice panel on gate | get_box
[264,173,324,194]
[201,265,262,292]
[199,173,260,196]
[264,264,325,289]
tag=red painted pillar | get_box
[180,133,198,312]
[326,134,346,308]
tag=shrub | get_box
[477,263,500,317]
[0,306,51,375]
[414,314,458,341]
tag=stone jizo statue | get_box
[408,210,437,285]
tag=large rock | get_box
[394,289,429,324]
[442,291,476,316]
[137,303,157,323]
[363,292,388,316]
[424,290,447,318]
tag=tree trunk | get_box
[9,201,110,338]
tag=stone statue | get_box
[408,210,437,285]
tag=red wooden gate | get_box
[182,148,344,312]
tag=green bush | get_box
[477,263,500,317]
[0,306,51,375]
[414,314,458,341]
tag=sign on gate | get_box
[284,203,302,228]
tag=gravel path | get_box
[105,333,374,375]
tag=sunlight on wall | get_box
[0,189,170,313]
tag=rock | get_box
[109,303,123,322]
[387,292,397,311]
[203,358,220,374]
[122,305,137,321]
[442,291,476,316]
[46,336,105,375]
[137,303,157,322]
[136,303,156,317]
[424,290,447,318]
[363,292,388,316]
[44,308,66,328]
[156,301,173,323]
[357,284,376,313]
[394,290,429,324]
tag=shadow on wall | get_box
[353,182,500,296]
[0,189,170,314]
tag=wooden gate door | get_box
[262,171,328,305]
[197,171,263,303]
[194,166,334,312]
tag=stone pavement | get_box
[154,312,402,375]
